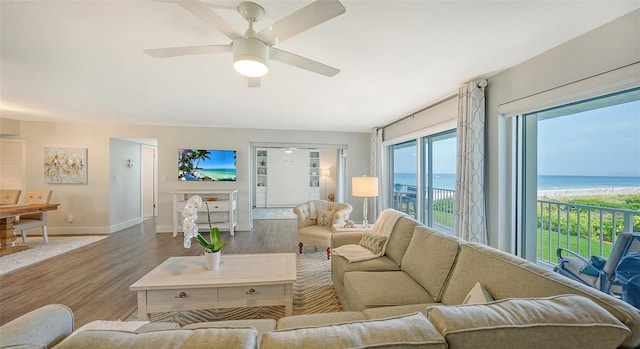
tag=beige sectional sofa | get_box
[3,208,639,348]
[331,209,640,349]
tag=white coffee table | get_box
[130,253,296,321]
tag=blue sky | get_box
[198,150,236,169]
[393,97,640,177]
[538,99,640,177]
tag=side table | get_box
[331,223,374,234]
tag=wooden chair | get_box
[13,190,53,244]
[0,189,21,205]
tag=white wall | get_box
[485,9,640,250]
[109,138,142,229]
[13,121,370,234]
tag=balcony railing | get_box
[536,199,640,264]
[393,187,455,233]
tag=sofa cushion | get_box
[183,319,275,347]
[261,312,446,349]
[401,226,461,302]
[441,242,640,348]
[316,209,334,227]
[53,328,257,349]
[385,216,422,266]
[343,271,435,311]
[363,303,432,319]
[332,255,400,285]
[426,295,630,349]
[277,312,367,330]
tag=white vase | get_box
[205,250,221,270]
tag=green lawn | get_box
[537,229,613,264]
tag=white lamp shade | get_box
[320,169,330,177]
[233,37,269,78]
[352,176,378,197]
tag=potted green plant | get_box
[182,195,227,270]
[195,227,226,253]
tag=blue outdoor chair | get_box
[554,232,640,295]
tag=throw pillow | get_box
[359,233,388,255]
[316,209,335,227]
[590,255,607,270]
[462,282,494,305]
[580,263,601,277]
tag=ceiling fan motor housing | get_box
[233,37,269,77]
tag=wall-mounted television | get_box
[178,149,237,181]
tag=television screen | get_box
[178,149,237,181]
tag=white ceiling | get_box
[1,1,638,133]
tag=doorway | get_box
[249,143,347,222]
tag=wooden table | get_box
[130,253,297,321]
[0,203,60,256]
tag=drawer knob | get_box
[246,288,256,295]
[175,291,187,298]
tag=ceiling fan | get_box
[144,0,346,87]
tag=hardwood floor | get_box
[0,218,298,327]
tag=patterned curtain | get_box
[370,127,384,220]
[454,79,488,243]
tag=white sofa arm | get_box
[332,231,366,248]
[0,304,74,348]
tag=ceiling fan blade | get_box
[143,44,232,58]
[270,48,339,77]
[257,0,346,46]
[172,0,242,40]
[248,77,261,88]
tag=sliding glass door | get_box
[515,87,640,262]
[389,130,457,233]
[391,140,417,217]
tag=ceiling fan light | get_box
[233,37,269,78]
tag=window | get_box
[391,140,417,216]
[515,87,640,263]
[389,130,457,233]
[424,132,457,231]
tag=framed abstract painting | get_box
[44,147,88,184]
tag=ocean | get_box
[393,173,640,191]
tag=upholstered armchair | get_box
[293,200,353,259]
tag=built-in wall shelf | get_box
[309,151,321,200]
[256,149,268,207]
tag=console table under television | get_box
[172,190,238,237]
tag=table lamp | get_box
[352,176,378,229]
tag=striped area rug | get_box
[137,252,342,325]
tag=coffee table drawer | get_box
[219,285,284,301]
[147,288,218,305]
